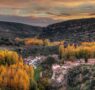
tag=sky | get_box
[0,0,95,26]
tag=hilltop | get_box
[1,18,95,43]
[40,18,95,42]
[0,21,42,39]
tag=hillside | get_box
[67,65,95,90]
[1,18,95,43]
[40,18,95,42]
[0,21,42,39]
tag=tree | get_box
[43,39,50,46]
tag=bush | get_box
[0,50,23,65]
[67,65,95,90]
[0,50,35,90]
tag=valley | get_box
[0,18,95,90]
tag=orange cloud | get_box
[0,0,95,21]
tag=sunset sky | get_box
[0,0,95,26]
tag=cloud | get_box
[0,0,95,21]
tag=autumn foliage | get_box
[0,50,34,90]
[59,42,95,62]
[24,38,44,46]
[16,37,64,46]
[0,50,23,65]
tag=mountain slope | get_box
[1,18,95,43]
[0,21,42,39]
[0,15,59,27]
[40,18,95,42]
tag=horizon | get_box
[0,15,95,27]
[0,0,95,26]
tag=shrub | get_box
[0,50,23,65]
[0,50,35,90]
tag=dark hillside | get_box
[0,21,42,39]
[40,18,95,42]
